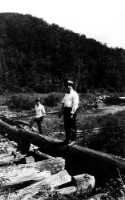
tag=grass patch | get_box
[44,94,60,107]
[5,92,63,111]
[5,94,35,111]
[4,92,125,157]
[78,111,125,157]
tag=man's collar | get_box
[66,88,74,94]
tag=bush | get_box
[81,113,125,157]
[6,95,34,111]
[44,94,60,107]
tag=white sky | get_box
[0,0,125,49]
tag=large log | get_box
[0,153,26,166]
[0,119,125,180]
[0,157,65,188]
[2,170,95,199]
[55,173,95,196]
[0,170,71,200]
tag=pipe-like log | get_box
[0,119,125,180]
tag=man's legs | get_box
[64,108,72,144]
[35,117,43,134]
[70,113,77,142]
[29,117,36,129]
[68,113,77,146]
[64,120,71,143]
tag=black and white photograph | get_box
[0,0,125,199]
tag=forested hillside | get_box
[0,13,125,93]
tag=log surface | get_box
[0,119,125,180]
[0,157,65,189]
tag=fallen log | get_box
[0,153,26,166]
[13,120,38,132]
[30,149,54,161]
[0,170,71,200]
[0,169,95,199]
[55,173,95,196]
[55,186,77,196]
[0,119,125,181]
[0,157,65,189]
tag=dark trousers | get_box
[29,116,43,134]
[63,107,77,143]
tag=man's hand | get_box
[70,113,74,119]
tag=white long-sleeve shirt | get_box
[62,89,79,114]
[35,104,46,118]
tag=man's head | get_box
[66,80,74,91]
[35,98,41,104]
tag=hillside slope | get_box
[0,13,125,93]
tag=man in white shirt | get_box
[29,98,46,134]
[59,80,79,146]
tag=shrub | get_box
[81,113,125,157]
[44,94,60,107]
[0,86,4,95]
[6,95,34,111]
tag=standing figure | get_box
[59,80,79,146]
[29,98,46,134]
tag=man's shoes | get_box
[68,141,76,146]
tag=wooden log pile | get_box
[0,119,96,199]
[0,143,95,199]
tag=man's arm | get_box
[59,103,64,118]
[71,92,79,115]
[41,105,46,117]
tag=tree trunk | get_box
[0,157,65,188]
[0,169,71,200]
[0,119,125,180]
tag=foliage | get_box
[6,95,34,111]
[42,116,62,137]
[2,93,125,199]
[43,175,125,200]
[43,94,60,107]
[78,93,98,114]
[45,189,92,200]
[0,13,125,93]
[80,113,125,157]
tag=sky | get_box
[0,0,125,49]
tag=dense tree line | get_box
[0,13,125,93]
